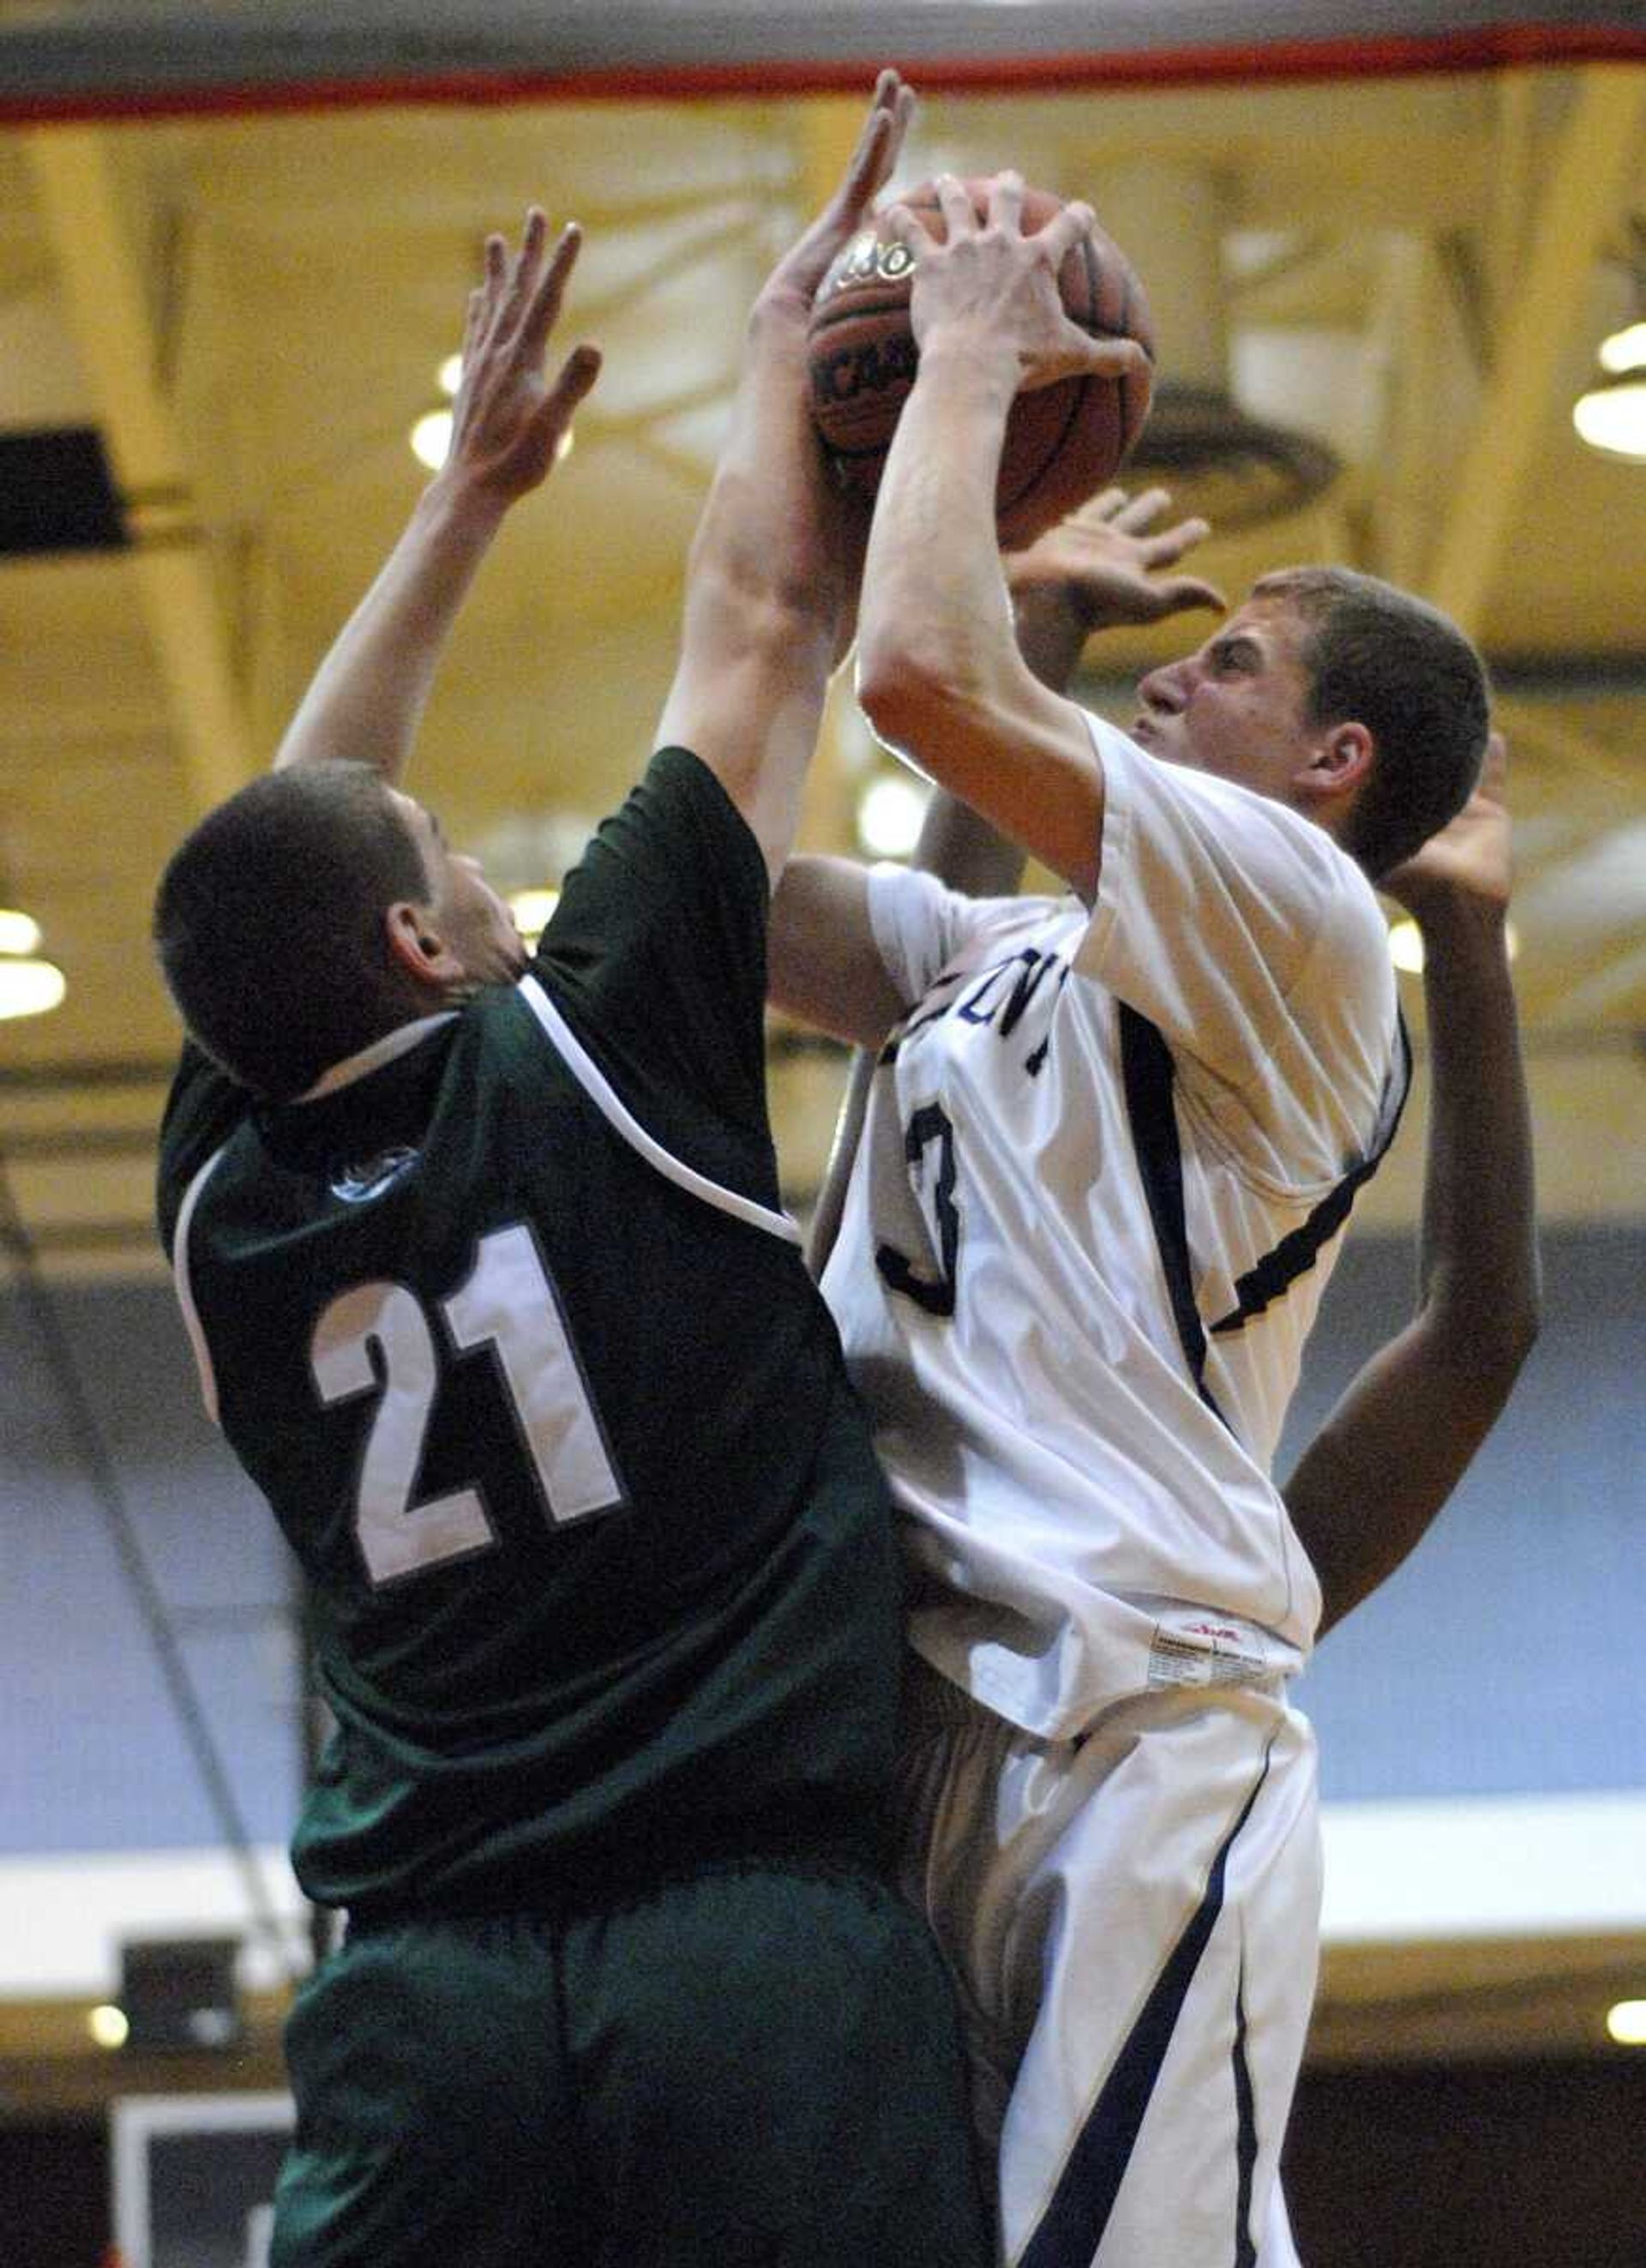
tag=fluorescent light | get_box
[1598,320,1646,376]
[410,407,454,472]
[87,2003,129,2049]
[1387,918,1518,976]
[0,908,42,955]
[0,957,65,1020]
[1572,372,1646,463]
[857,772,928,860]
[1606,1999,1646,2046]
[508,887,560,948]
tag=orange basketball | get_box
[807,177,1155,547]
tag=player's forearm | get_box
[1287,892,1538,1639]
[274,472,511,779]
[912,789,1027,898]
[856,335,1021,773]
[1288,1320,1495,1637]
[856,343,1104,892]
[1412,891,1541,1363]
[1010,581,1090,698]
[682,296,853,653]
[656,307,847,874]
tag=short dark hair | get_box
[1253,566,1490,879]
[153,762,432,1099]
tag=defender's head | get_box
[1132,566,1489,877]
[153,762,526,1099]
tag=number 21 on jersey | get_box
[309,1223,624,1586]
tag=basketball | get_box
[807,177,1155,547]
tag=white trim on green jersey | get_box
[171,1143,229,1423]
[518,973,802,1246]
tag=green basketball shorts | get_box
[270,1854,989,2267]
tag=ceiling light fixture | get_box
[1387,917,1518,976]
[0,908,42,956]
[409,406,454,472]
[407,405,575,475]
[856,772,928,861]
[1572,361,1646,462]
[0,905,64,1021]
[507,887,560,949]
[87,2003,130,2049]
[1575,219,1646,464]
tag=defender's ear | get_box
[384,900,463,989]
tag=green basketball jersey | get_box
[157,749,900,1917]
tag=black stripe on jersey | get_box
[1117,1005,1230,1429]
[1209,1014,1412,1337]
[880,966,974,1065]
[1018,1748,1274,2268]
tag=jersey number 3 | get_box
[874,1102,960,1318]
[309,1224,623,1585]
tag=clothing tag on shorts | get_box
[1147,1616,1273,1691]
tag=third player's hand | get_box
[1005,485,1226,635]
[1379,730,1512,920]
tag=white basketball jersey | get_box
[822,715,1403,1739]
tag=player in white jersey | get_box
[767,179,1499,2265]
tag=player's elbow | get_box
[1435,1270,1541,1406]
[1489,1281,1541,1381]
[856,629,988,779]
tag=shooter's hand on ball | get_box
[445,210,601,504]
[886,171,1150,394]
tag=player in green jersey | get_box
[152,73,997,2268]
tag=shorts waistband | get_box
[341,1823,886,1937]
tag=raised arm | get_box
[275,214,599,779]
[654,71,913,883]
[934,481,1226,889]
[802,486,1222,1272]
[855,175,1149,899]
[1283,736,1540,1635]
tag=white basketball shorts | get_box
[894,1651,1320,2267]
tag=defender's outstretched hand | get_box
[446,210,602,502]
[888,171,1149,394]
[656,72,917,883]
[273,210,601,781]
[759,69,916,326]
